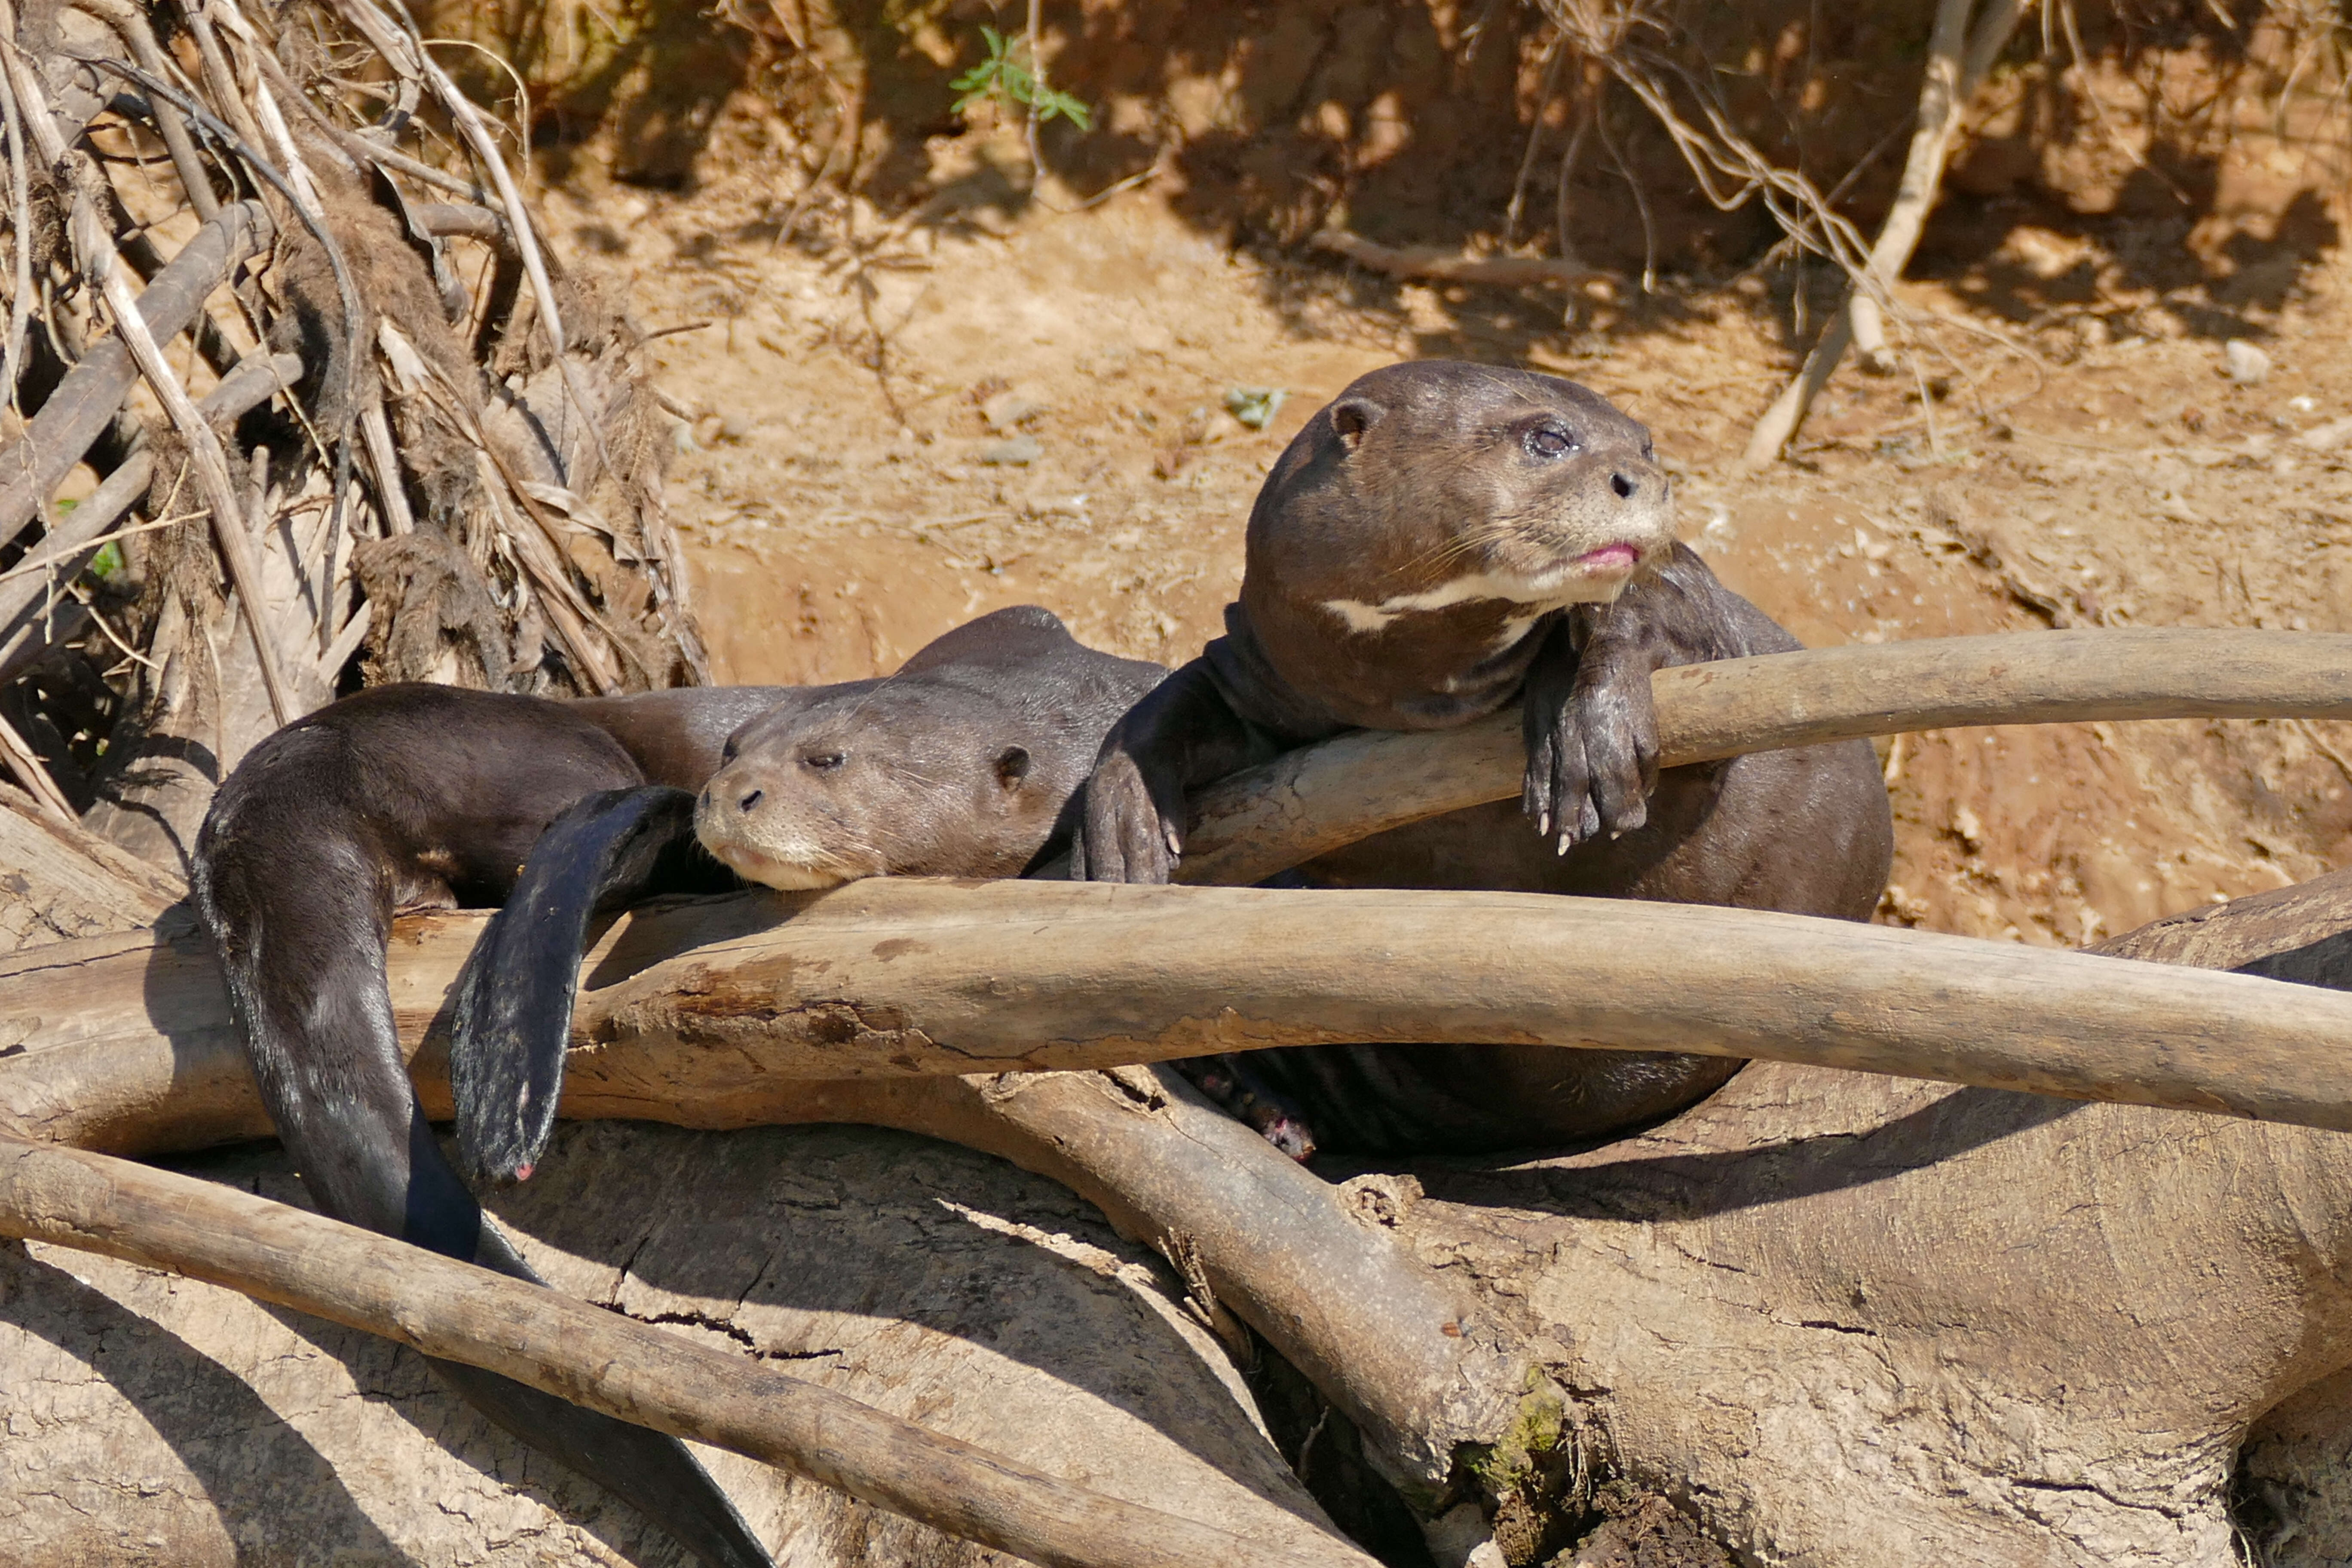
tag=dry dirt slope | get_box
[542,166,2352,951]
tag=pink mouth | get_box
[1574,542,1642,574]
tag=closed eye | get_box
[803,750,845,771]
[1525,426,1577,459]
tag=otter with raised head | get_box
[1071,359,1894,1155]
[192,606,1162,1568]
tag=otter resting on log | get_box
[1070,360,1893,1155]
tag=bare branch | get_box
[1174,628,2352,884]
[0,201,268,552]
[0,351,302,650]
[0,1131,1380,1568]
[0,47,295,723]
[1742,0,2028,465]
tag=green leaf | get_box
[87,540,122,581]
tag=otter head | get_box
[1237,360,1677,727]
[1256,361,1672,618]
[694,680,1073,891]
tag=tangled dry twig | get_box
[0,0,704,870]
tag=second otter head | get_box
[695,682,1068,890]
[694,606,1166,890]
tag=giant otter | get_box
[1069,360,1894,1155]
[191,606,1162,1568]
[449,606,1168,1186]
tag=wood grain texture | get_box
[0,1131,1377,1568]
[14,878,2352,1158]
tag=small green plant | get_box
[87,540,122,581]
[952,25,1090,130]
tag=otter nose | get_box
[737,788,764,813]
[1611,471,1638,499]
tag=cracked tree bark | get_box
[0,1122,1373,1568]
[12,870,2352,1562]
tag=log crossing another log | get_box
[12,878,2352,1158]
[0,1131,1378,1568]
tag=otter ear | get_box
[1329,397,1385,452]
[994,745,1032,789]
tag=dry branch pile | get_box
[0,0,701,872]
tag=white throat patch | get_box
[1320,566,1625,637]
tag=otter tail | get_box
[452,785,712,1186]
[194,741,769,1568]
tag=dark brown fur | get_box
[1070,360,1895,1155]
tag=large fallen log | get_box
[0,1130,1376,1568]
[12,876,2352,1160]
[15,876,2352,1563]
[1176,627,2352,885]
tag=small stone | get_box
[2298,414,2352,453]
[978,435,1042,466]
[2224,338,2272,386]
[982,391,1045,431]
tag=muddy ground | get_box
[552,130,2352,952]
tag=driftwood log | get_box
[1173,628,2352,885]
[0,1129,1377,1568]
[15,627,2352,1562]
[15,880,2352,1152]
[12,871,2352,1564]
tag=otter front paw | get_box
[1522,621,1660,852]
[1070,749,1185,883]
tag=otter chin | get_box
[695,823,859,891]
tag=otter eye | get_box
[720,738,739,762]
[1526,426,1576,459]
[1641,438,1655,462]
[803,750,845,772]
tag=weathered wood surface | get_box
[0,1129,1377,1568]
[14,878,2352,1162]
[0,787,184,955]
[0,1119,1369,1567]
[1178,628,2352,884]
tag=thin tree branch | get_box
[0,1132,1379,1568]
